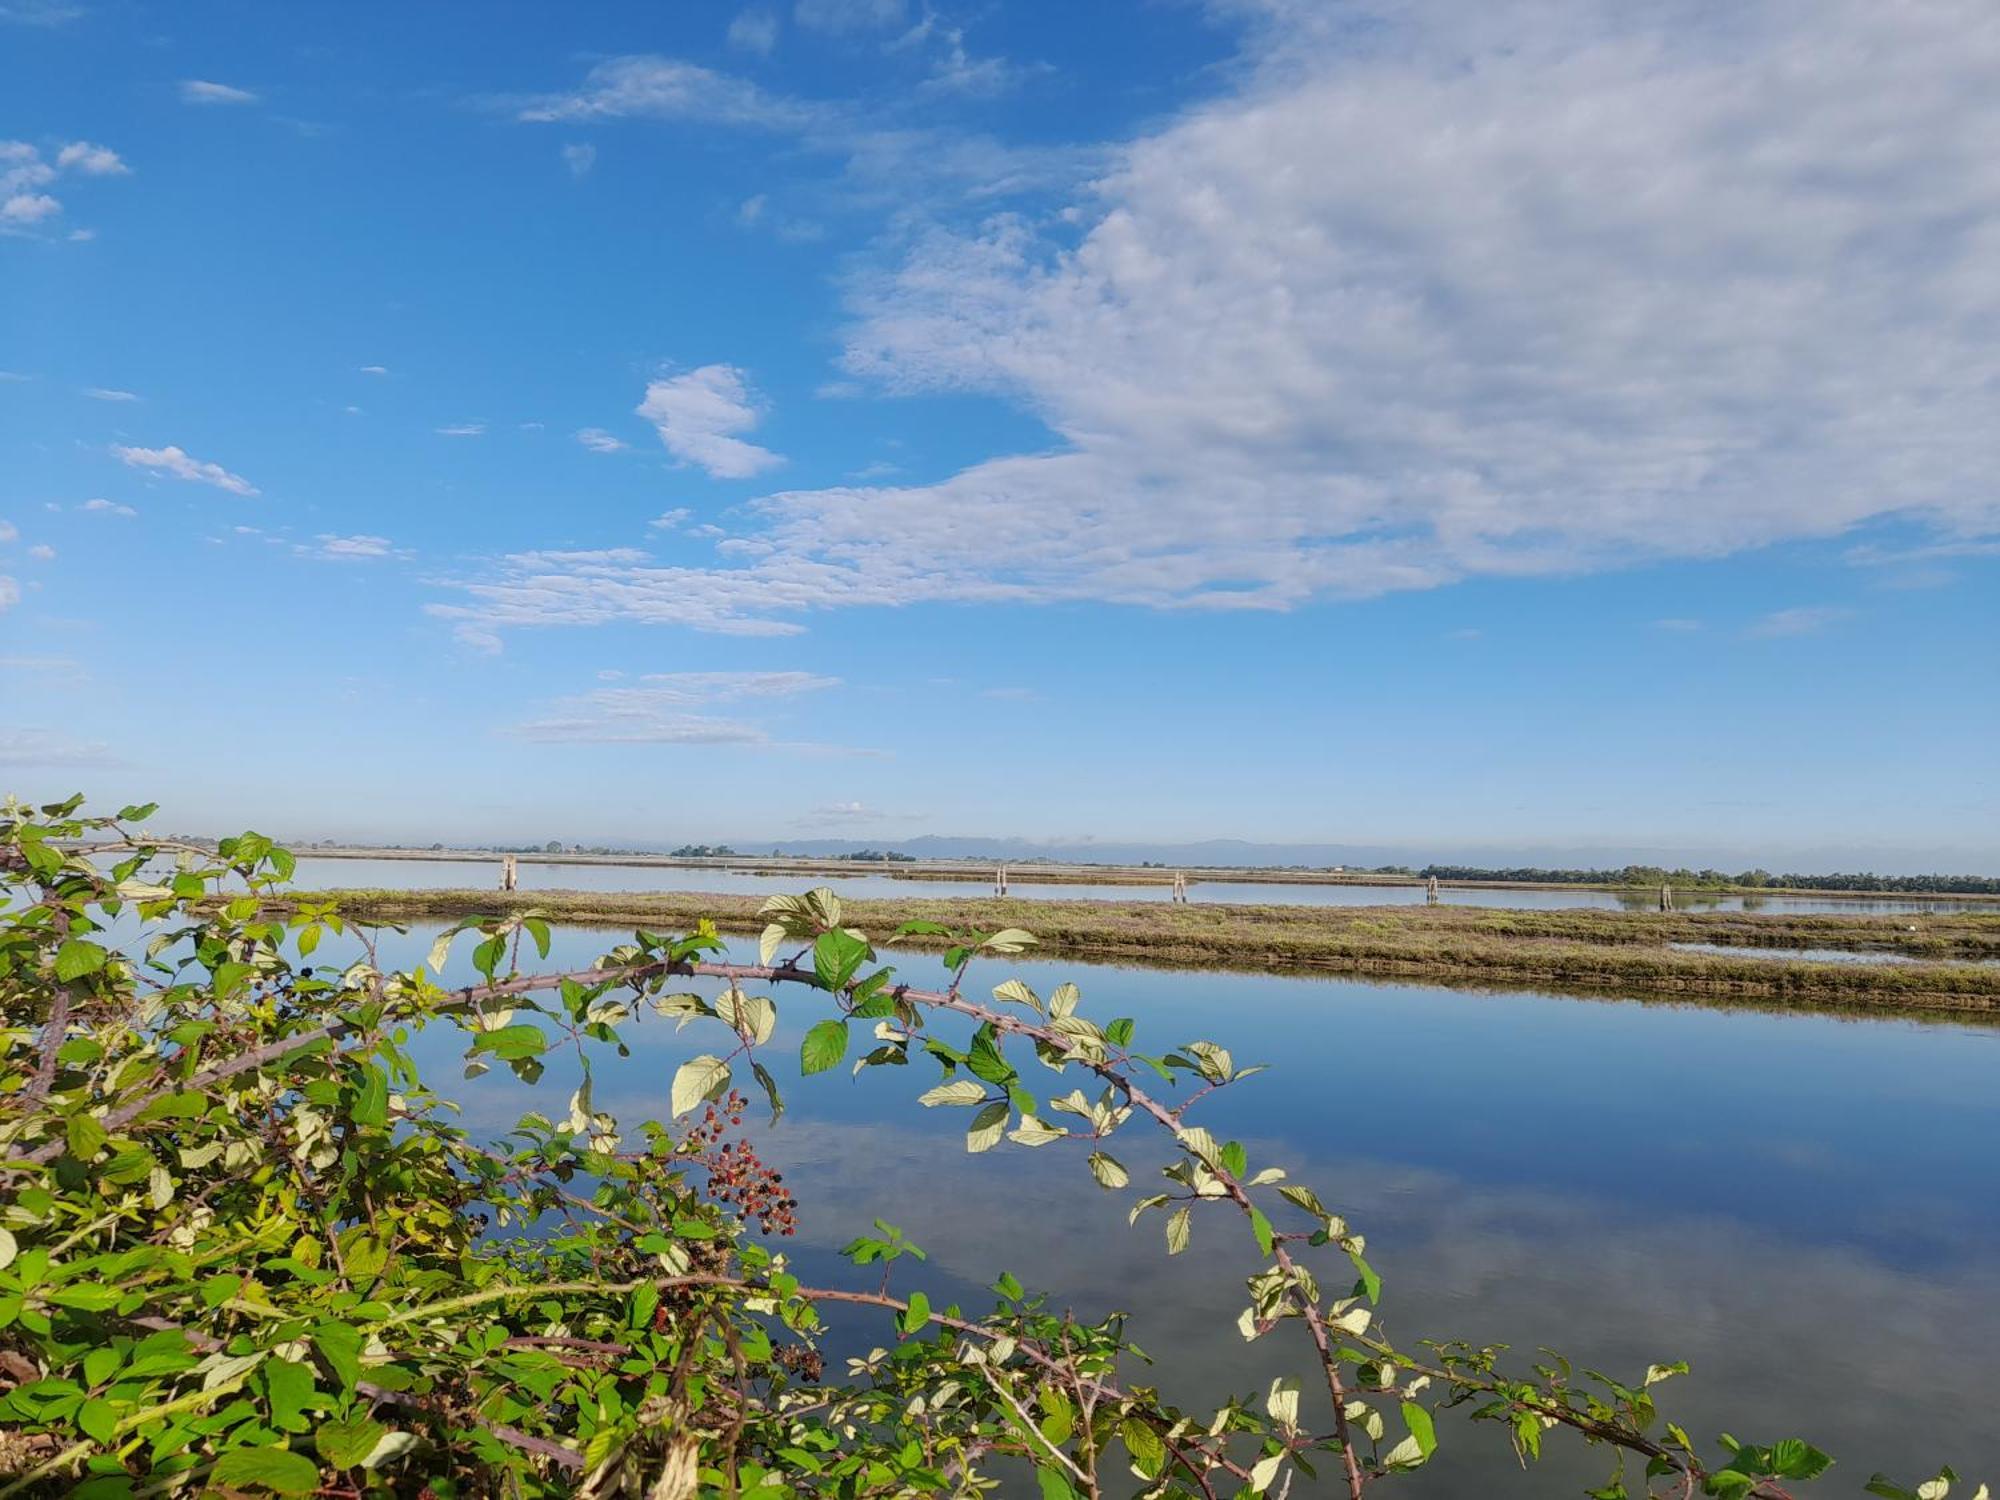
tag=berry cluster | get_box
[684,1091,799,1237]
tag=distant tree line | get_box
[1413,864,2000,895]
[829,849,916,862]
[670,843,739,858]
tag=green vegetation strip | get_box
[302,888,2000,1014]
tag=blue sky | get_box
[2,0,1997,867]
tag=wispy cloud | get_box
[305,533,403,562]
[516,56,820,130]
[27,544,53,562]
[505,670,853,750]
[728,8,780,54]
[446,0,2000,637]
[359,364,389,376]
[794,0,903,32]
[0,727,122,767]
[637,366,782,479]
[0,1,85,24]
[79,498,137,517]
[0,655,78,671]
[0,575,16,611]
[112,443,257,496]
[84,386,138,401]
[1747,606,1853,639]
[562,142,595,177]
[649,507,692,530]
[1653,618,1703,633]
[576,426,628,454]
[435,422,486,438]
[180,80,259,106]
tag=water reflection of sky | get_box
[325,919,2000,1491]
[288,857,2000,917]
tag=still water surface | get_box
[292,856,1996,916]
[359,919,2000,1492]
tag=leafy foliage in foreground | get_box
[0,796,1985,1498]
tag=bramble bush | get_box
[0,795,1985,1498]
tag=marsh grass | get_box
[297,887,2000,1015]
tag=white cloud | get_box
[576,426,628,453]
[308,534,400,561]
[1748,606,1854,639]
[517,56,817,129]
[505,670,848,748]
[636,366,783,479]
[0,575,15,611]
[649,507,693,530]
[0,520,15,542]
[0,727,121,767]
[435,423,486,437]
[0,2,85,24]
[27,544,53,561]
[728,8,780,54]
[563,142,595,177]
[181,80,259,105]
[1,193,60,225]
[359,364,389,375]
[55,141,126,175]
[0,655,77,670]
[0,140,130,237]
[79,498,136,517]
[112,443,257,496]
[736,193,767,226]
[459,0,2000,636]
[794,0,902,31]
[454,623,503,655]
[84,386,138,401]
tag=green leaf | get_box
[900,1290,931,1334]
[1087,1152,1128,1189]
[814,929,871,991]
[77,1397,117,1444]
[1400,1401,1437,1459]
[316,1414,388,1470]
[980,928,1037,954]
[919,1079,989,1107]
[800,1019,849,1076]
[1770,1440,1833,1481]
[208,1447,322,1494]
[1165,1206,1192,1255]
[54,938,108,982]
[1249,1206,1275,1257]
[966,1100,1009,1154]
[469,1023,547,1061]
[671,1055,732,1117]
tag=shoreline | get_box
[298,886,2000,1016]
[266,847,2000,904]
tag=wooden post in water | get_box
[1426,875,1440,906]
[1171,870,1188,904]
[995,864,1008,896]
[501,854,518,892]
[1659,883,1674,912]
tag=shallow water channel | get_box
[360,918,2000,1492]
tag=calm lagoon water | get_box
[351,919,2000,1492]
[290,856,1997,916]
